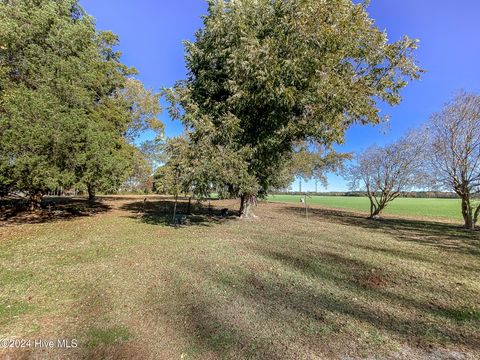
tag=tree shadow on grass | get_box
[146,246,480,359]
[261,248,480,323]
[196,249,479,357]
[256,251,480,349]
[0,197,110,227]
[182,298,286,359]
[352,242,480,273]
[142,273,295,359]
[281,205,480,256]
[120,197,238,227]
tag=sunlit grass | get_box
[268,195,463,220]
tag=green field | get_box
[268,195,463,221]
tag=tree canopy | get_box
[0,0,162,207]
[1,0,99,202]
[167,0,422,217]
[281,143,351,192]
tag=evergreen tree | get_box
[0,0,162,207]
[0,0,100,208]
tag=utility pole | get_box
[315,179,318,194]
[299,178,302,193]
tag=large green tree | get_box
[168,0,422,217]
[0,0,100,208]
[0,0,162,207]
[77,71,162,201]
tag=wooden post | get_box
[305,194,308,221]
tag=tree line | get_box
[271,192,461,199]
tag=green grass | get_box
[0,302,34,322]
[86,326,132,348]
[1,196,479,359]
[268,195,463,220]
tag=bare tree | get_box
[346,133,424,218]
[426,92,480,230]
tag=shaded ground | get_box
[120,196,237,226]
[0,196,479,359]
[0,197,110,226]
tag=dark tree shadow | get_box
[280,205,480,256]
[0,197,110,227]
[142,274,293,359]
[120,197,238,227]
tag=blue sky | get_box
[81,0,480,192]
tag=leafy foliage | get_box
[0,0,99,196]
[154,137,192,197]
[279,143,351,191]
[0,0,162,204]
[167,0,422,215]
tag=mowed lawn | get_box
[268,195,463,221]
[1,196,479,359]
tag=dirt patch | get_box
[355,271,391,289]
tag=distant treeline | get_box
[272,191,458,199]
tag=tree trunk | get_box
[172,195,178,224]
[461,197,475,230]
[465,215,474,230]
[87,184,96,203]
[240,195,245,217]
[29,189,43,212]
[473,205,480,229]
[370,207,383,218]
[239,195,256,218]
[187,197,192,215]
[368,198,384,219]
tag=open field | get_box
[1,196,479,359]
[268,195,463,222]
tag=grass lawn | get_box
[268,195,463,221]
[0,196,479,359]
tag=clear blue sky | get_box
[81,0,480,192]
